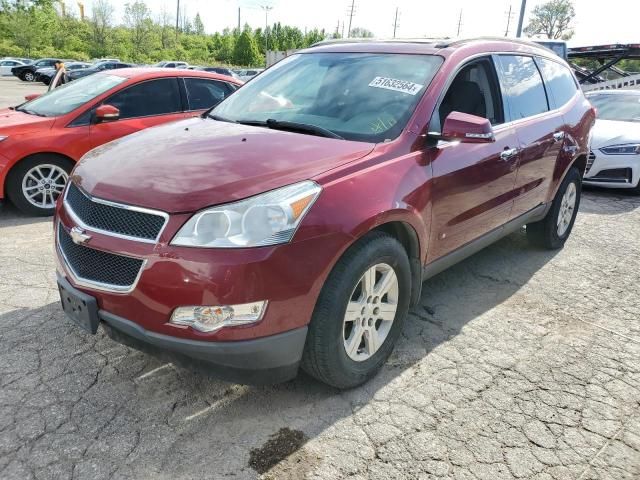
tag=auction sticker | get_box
[369,77,424,95]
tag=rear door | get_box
[182,77,235,115]
[88,78,184,149]
[495,55,563,219]
[428,56,520,261]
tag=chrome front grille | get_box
[64,182,167,243]
[586,150,596,174]
[57,225,145,292]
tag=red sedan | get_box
[0,68,242,215]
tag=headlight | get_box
[172,180,321,248]
[600,144,640,155]
[0,136,8,142]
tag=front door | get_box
[89,78,185,149]
[428,56,519,262]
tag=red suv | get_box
[0,68,241,215]
[55,39,595,388]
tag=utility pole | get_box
[261,5,273,51]
[393,7,399,38]
[505,4,513,36]
[516,0,527,38]
[347,0,356,38]
[238,7,241,30]
[175,0,180,37]
[456,9,462,37]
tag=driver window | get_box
[437,58,504,129]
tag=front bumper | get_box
[584,150,640,188]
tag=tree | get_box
[349,27,374,38]
[158,6,174,50]
[124,0,152,60]
[233,29,261,66]
[524,0,575,40]
[91,0,114,57]
[193,12,204,36]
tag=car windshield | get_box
[17,74,126,117]
[211,52,443,142]
[589,94,640,122]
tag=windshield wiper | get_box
[208,113,237,123]
[236,118,344,140]
[15,107,46,117]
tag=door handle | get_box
[500,148,519,161]
[553,131,565,142]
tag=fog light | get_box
[170,301,267,332]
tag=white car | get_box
[585,90,640,193]
[0,58,25,76]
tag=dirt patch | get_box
[249,427,307,474]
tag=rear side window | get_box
[184,78,232,110]
[105,78,182,119]
[496,55,549,121]
[536,57,578,108]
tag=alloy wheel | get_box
[21,164,68,210]
[343,263,398,362]
[557,181,577,237]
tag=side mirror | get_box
[24,93,41,101]
[438,111,495,143]
[95,104,120,123]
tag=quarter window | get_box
[497,55,549,121]
[185,78,233,110]
[105,78,182,119]
[536,57,578,108]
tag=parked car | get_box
[53,38,594,388]
[0,58,25,76]
[11,58,61,81]
[584,90,640,192]
[197,66,242,80]
[67,61,134,81]
[36,62,92,85]
[8,57,33,65]
[154,61,189,69]
[236,68,264,82]
[0,68,241,215]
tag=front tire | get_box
[21,71,35,82]
[6,155,73,216]
[527,167,581,249]
[302,232,412,389]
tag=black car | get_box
[12,58,61,81]
[67,61,133,81]
[36,62,92,85]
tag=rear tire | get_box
[527,167,581,249]
[21,71,35,82]
[6,155,73,216]
[301,232,412,389]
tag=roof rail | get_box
[311,36,553,50]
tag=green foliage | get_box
[524,0,575,40]
[0,0,329,66]
[349,27,374,38]
[233,29,261,66]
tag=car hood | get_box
[591,119,640,149]
[0,109,55,133]
[73,117,375,213]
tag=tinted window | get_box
[497,55,549,121]
[185,78,232,110]
[536,57,578,108]
[106,78,182,119]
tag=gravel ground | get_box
[1,77,639,479]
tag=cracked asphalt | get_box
[1,190,639,480]
[1,79,639,479]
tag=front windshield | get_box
[589,94,640,122]
[18,74,126,117]
[212,52,443,142]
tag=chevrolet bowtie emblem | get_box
[70,226,91,245]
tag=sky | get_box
[77,0,640,47]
